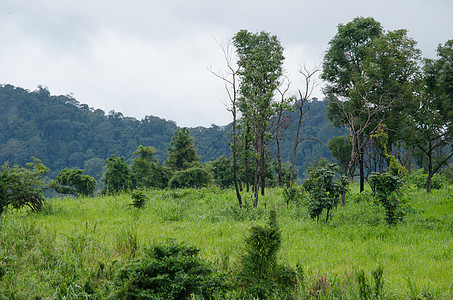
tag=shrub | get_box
[104,155,132,194]
[408,169,444,190]
[368,172,405,225]
[131,189,147,209]
[283,183,304,206]
[114,241,226,299]
[303,162,347,222]
[51,168,96,197]
[237,210,297,299]
[168,167,212,189]
[0,158,49,214]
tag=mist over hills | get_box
[0,84,338,181]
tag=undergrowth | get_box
[0,185,452,298]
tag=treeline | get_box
[0,84,336,182]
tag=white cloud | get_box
[1,0,452,126]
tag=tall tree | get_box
[360,29,422,154]
[233,30,284,206]
[210,41,243,207]
[322,17,383,192]
[405,40,453,192]
[165,128,199,171]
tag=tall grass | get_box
[0,185,452,298]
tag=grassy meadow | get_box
[0,185,452,299]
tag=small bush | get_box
[408,169,444,190]
[237,210,297,299]
[168,167,212,189]
[131,189,147,209]
[114,241,226,299]
[369,172,405,225]
[303,162,347,222]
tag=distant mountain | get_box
[0,84,339,181]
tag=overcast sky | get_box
[1,0,452,127]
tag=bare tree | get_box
[209,41,242,207]
[272,76,293,186]
[288,66,321,187]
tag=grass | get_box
[0,185,452,298]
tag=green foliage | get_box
[131,189,147,209]
[0,158,49,214]
[328,136,353,175]
[50,168,96,197]
[303,162,346,222]
[371,124,408,178]
[130,145,170,189]
[356,265,384,300]
[408,169,444,190]
[368,172,405,225]
[168,166,212,189]
[283,183,304,206]
[165,127,200,171]
[104,155,132,194]
[208,155,234,189]
[237,210,297,299]
[114,241,226,299]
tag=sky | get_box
[1,0,452,127]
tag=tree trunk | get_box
[288,107,304,187]
[260,130,266,197]
[427,144,433,193]
[276,130,283,187]
[244,123,250,193]
[359,132,365,193]
[232,114,242,208]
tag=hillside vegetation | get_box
[0,185,452,299]
[0,84,336,181]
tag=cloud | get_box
[1,0,452,127]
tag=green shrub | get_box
[0,158,49,214]
[369,172,405,225]
[356,265,385,300]
[303,162,347,222]
[283,184,304,206]
[114,241,226,299]
[168,167,212,189]
[408,169,444,190]
[51,168,96,197]
[131,189,147,209]
[237,210,297,299]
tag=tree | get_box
[273,77,293,187]
[322,17,383,192]
[0,158,49,215]
[51,168,96,197]
[288,66,321,187]
[104,155,132,194]
[165,128,199,171]
[210,41,243,206]
[131,145,170,189]
[360,29,422,152]
[404,40,453,192]
[233,29,284,206]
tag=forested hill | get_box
[0,84,338,180]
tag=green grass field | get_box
[1,185,452,299]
